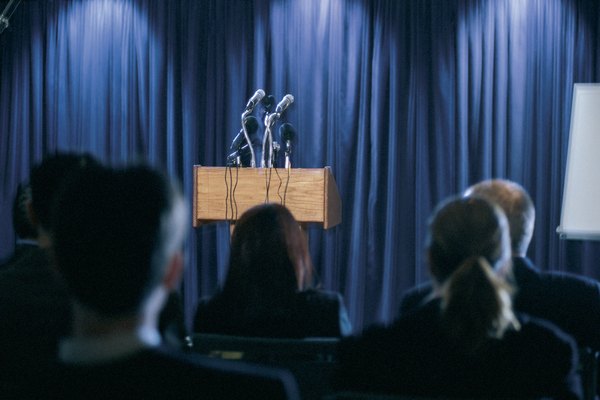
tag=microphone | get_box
[263,94,294,168]
[0,0,20,35]
[266,94,295,128]
[279,122,296,144]
[275,94,294,114]
[0,15,8,34]
[260,95,275,117]
[245,89,266,112]
[279,123,296,169]
[226,143,254,166]
[230,116,259,151]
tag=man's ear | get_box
[162,251,184,290]
[26,200,39,227]
[426,251,440,282]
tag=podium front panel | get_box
[193,166,341,229]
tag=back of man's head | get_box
[52,165,187,317]
[465,179,535,256]
[29,152,100,233]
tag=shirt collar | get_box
[15,238,38,246]
[59,326,161,365]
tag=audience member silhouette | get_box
[336,196,581,399]
[50,165,300,399]
[0,182,38,270]
[400,179,600,352]
[0,152,98,395]
[194,203,351,338]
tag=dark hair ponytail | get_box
[441,256,519,353]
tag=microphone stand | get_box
[272,142,280,168]
[0,0,21,35]
[261,118,270,168]
[241,110,256,167]
[263,112,281,168]
[284,142,292,169]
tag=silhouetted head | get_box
[427,196,511,286]
[465,179,535,256]
[53,165,187,318]
[29,152,100,234]
[223,203,313,301]
[426,196,517,352]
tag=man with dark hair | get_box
[0,152,100,394]
[51,165,299,399]
[28,152,99,246]
[400,179,600,352]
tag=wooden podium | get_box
[193,166,342,229]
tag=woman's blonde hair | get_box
[441,256,519,353]
[427,196,518,352]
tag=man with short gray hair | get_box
[465,179,600,352]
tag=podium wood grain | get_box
[193,166,341,229]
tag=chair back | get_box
[190,333,339,400]
[579,346,599,400]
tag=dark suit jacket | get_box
[50,345,300,399]
[511,256,600,351]
[0,242,39,271]
[194,289,351,337]
[0,247,71,384]
[399,256,600,351]
[336,300,582,399]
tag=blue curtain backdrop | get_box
[1,0,600,332]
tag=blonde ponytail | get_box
[441,257,519,354]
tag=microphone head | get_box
[276,94,294,114]
[245,89,266,111]
[279,123,296,142]
[260,94,275,113]
[283,94,294,104]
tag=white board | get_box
[558,83,600,240]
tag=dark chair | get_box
[322,392,422,399]
[190,333,339,400]
[578,347,599,400]
[324,394,544,400]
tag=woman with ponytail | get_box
[335,196,581,399]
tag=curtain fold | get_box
[1,0,600,331]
